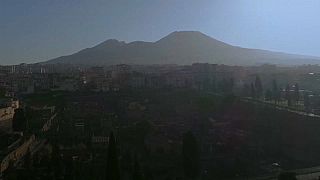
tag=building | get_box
[0,99,19,132]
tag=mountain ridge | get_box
[45,31,320,66]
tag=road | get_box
[241,97,320,118]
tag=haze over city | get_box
[3,1,320,180]
[1,0,320,64]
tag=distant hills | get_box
[45,31,320,66]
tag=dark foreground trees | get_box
[278,172,297,180]
[182,131,200,180]
[255,76,263,98]
[294,83,300,104]
[133,156,143,180]
[12,108,27,132]
[106,132,120,180]
[272,79,280,103]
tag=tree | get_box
[63,156,75,180]
[144,166,154,180]
[0,87,6,97]
[278,172,297,180]
[24,149,32,170]
[135,120,152,146]
[132,156,143,180]
[23,149,34,180]
[243,83,250,97]
[294,83,299,104]
[51,143,62,179]
[122,150,133,172]
[106,132,120,180]
[255,75,263,98]
[218,78,234,94]
[25,107,34,130]
[265,89,272,101]
[12,108,27,132]
[287,96,292,107]
[304,92,311,112]
[250,83,256,98]
[272,79,280,103]
[228,78,234,94]
[182,131,200,179]
[6,161,18,180]
[285,84,291,106]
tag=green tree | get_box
[218,78,234,93]
[0,87,6,97]
[132,156,143,180]
[135,120,152,145]
[272,79,280,103]
[24,149,32,170]
[278,172,297,180]
[51,143,62,179]
[304,92,311,112]
[285,84,291,106]
[144,166,154,180]
[243,83,250,97]
[12,108,27,132]
[294,83,299,104]
[255,75,263,98]
[250,83,256,98]
[6,161,18,180]
[106,132,120,180]
[22,149,34,180]
[265,89,272,101]
[182,131,200,180]
[228,78,234,94]
[121,150,133,172]
[63,156,75,180]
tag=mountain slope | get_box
[46,31,320,66]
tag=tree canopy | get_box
[182,131,200,179]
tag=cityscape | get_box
[2,62,320,179]
[2,1,320,180]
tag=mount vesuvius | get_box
[45,31,320,66]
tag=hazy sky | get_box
[1,0,320,65]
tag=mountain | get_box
[46,31,320,66]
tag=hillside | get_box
[46,31,320,66]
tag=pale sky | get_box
[1,0,320,65]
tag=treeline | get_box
[242,75,310,110]
[6,130,201,180]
